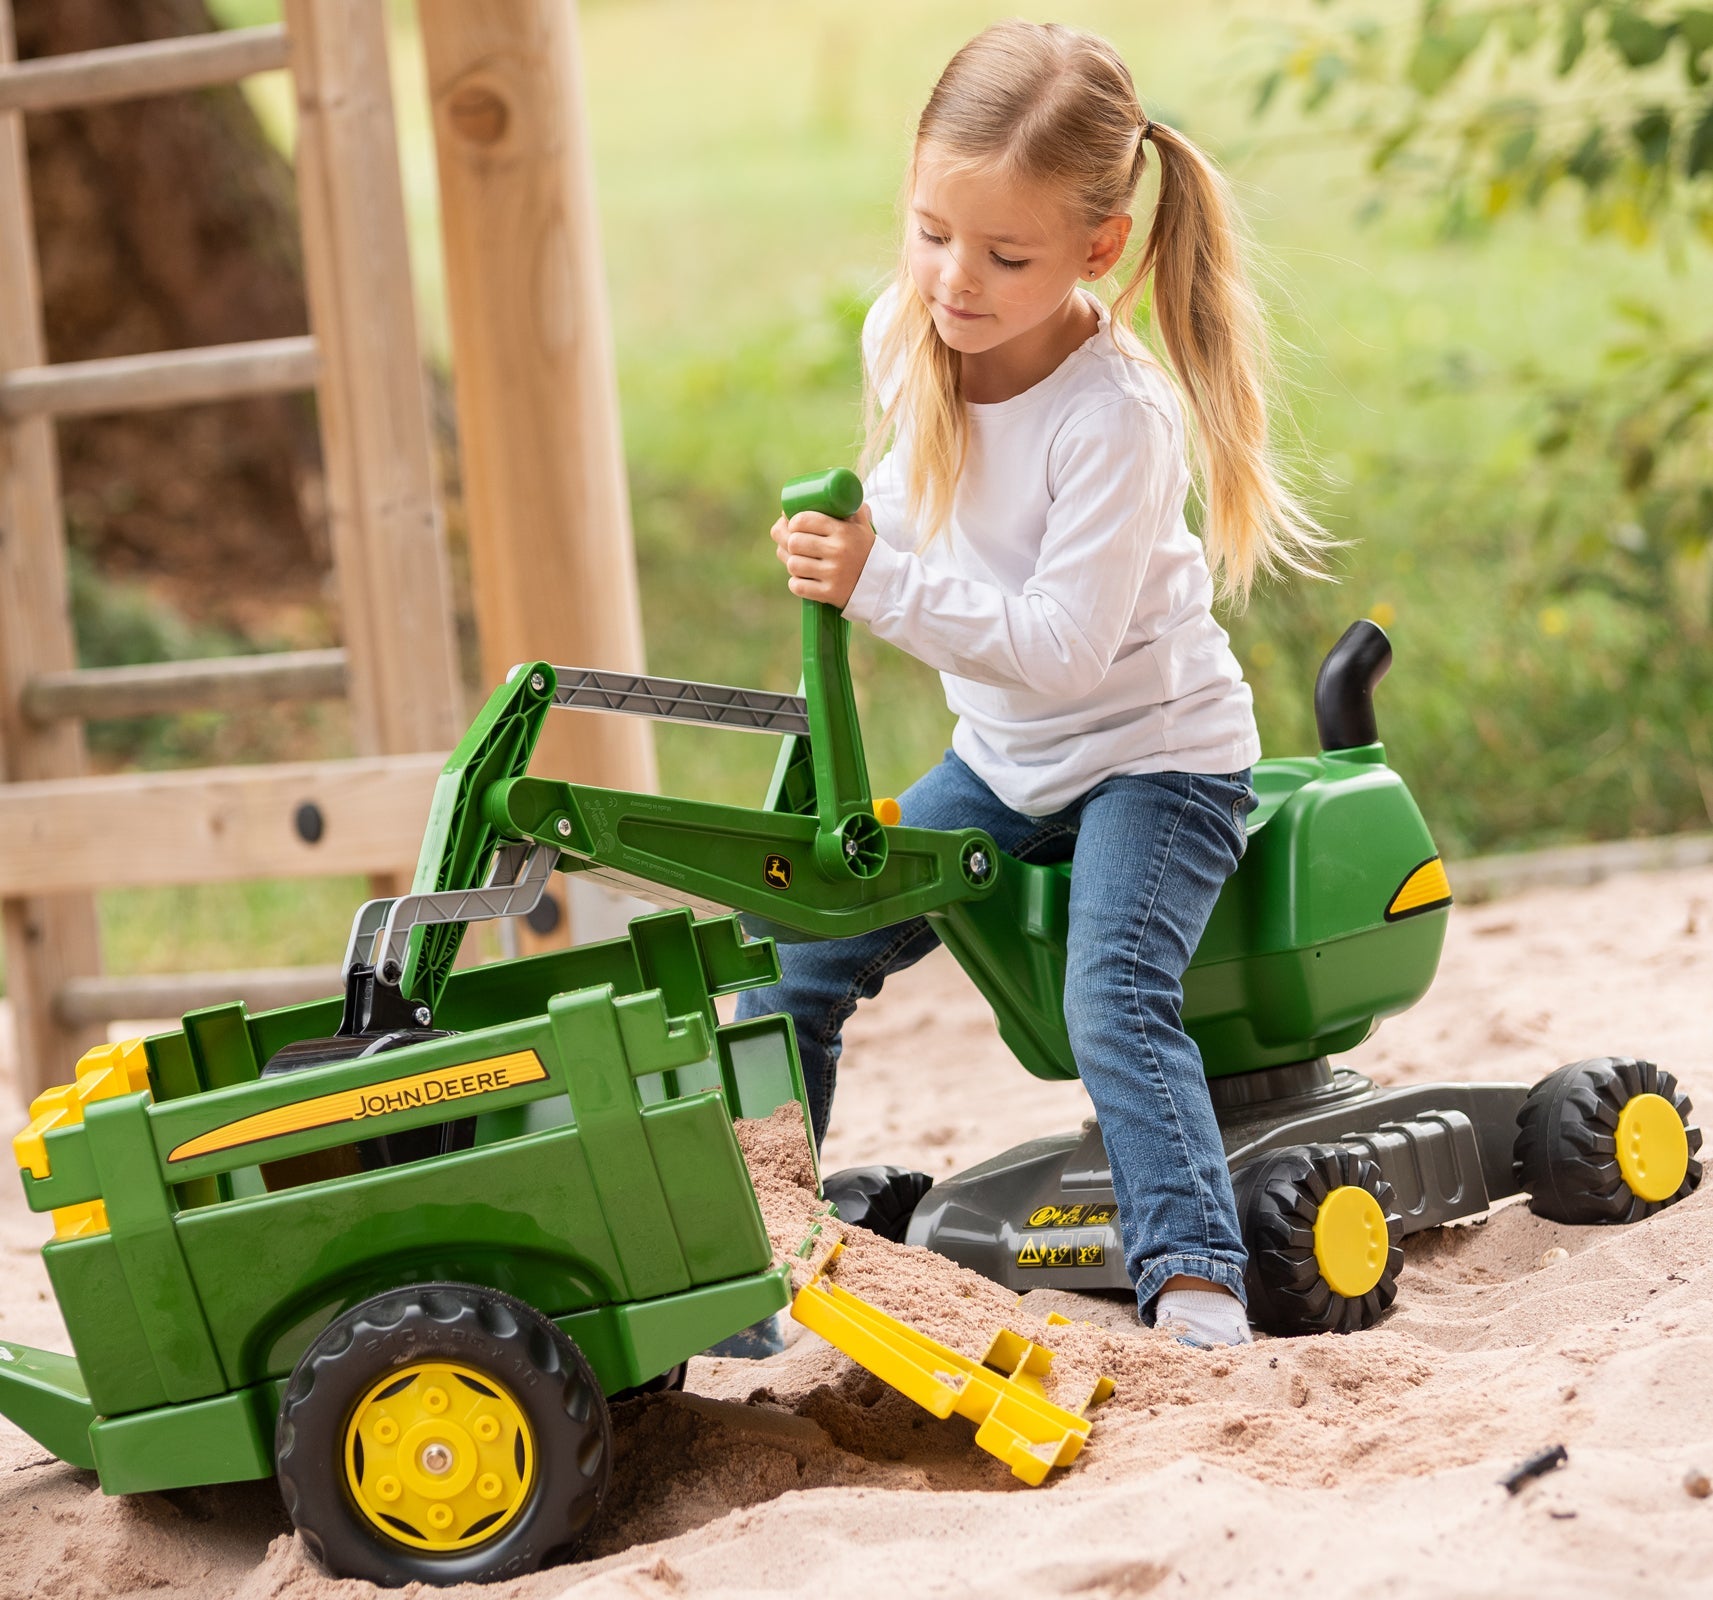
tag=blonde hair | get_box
[861,20,1328,607]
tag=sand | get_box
[2,862,1711,1598]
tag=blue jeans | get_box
[735,750,1257,1315]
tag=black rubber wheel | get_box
[276,1283,611,1587]
[1515,1056,1702,1225]
[821,1165,934,1243]
[1234,1144,1404,1337]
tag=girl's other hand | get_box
[771,503,877,610]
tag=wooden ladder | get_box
[0,2,464,1101]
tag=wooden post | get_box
[0,0,106,1102]
[283,0,463,761]
[418,0,656,943]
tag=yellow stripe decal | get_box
[1385,858,1453,921]
[167,1050,547,1164]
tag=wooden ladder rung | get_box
[24,649,348,724]
[0,334,318,420]
[0,25,290,117]
[56,965,343,1028]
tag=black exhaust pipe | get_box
[1314,619,1392,752]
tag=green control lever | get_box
[776,469,888,883]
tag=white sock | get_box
[1154,1287,1253,1348]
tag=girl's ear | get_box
[1086,213,1133,279]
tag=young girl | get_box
[738,20,1327,1348]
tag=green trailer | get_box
[7,904,814,1584]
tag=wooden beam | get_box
[0,752,447,898]
[57,966,343,1028]
[0,0,106,1101]
[24,648,347,723]
[0,24,289,117]
[283,0,463,761]
[418,0,657,953]
[0,335,318,420]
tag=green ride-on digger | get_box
[2,468,1700,1585]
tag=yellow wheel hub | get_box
[1313,1185,1389,1300]
[344,1361,533,1552]
[1615,1093,1690,1203]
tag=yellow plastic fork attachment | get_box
[13,1038,152,1239]
[789,1243,1113,1485]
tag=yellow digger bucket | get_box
[790,1243,1113,1485]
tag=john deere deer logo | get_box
[764,854,792,890]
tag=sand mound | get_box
[1,863,1709,1597]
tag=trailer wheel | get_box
[1234,1145,1403,1337]
[1515,1057,1702,1225]
[276,1283,610,1586]
[820,1165,934,1243]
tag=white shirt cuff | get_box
[842,535,905,624]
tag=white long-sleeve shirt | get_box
[843,285,1261,816]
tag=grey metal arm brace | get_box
[341,841,558,982]
[547,666,809,735]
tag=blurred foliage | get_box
[1252,0,1713,838]
[1254,1,1713,241]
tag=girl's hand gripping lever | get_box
[778,470,889,883]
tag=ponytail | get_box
[1113,122,1331,607]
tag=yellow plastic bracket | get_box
[13,1039,151,1239]
[789,1243,1112,1485]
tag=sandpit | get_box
[1,861,1711,1597]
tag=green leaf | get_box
[1504,6,1543,50]
[1566,122,1614,187]
[1608,7,1674,67]
[1613,297,1667,329]
[1679,9,1713,52]
[1370,115,1422,171]
[1409,11,1491,95]
[1560,2,1591,73]
[1499,122,1540,171]
[1632,106,1674,166]
[1305,50,1350,111]
[1253,68,1283,117]
[1687,99,1713,174]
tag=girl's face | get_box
[906,150,1129,360]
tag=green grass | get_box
[25,0,1704,995]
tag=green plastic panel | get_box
[43,1234,170,1416]
[559,1264,792,1395]
[176,1123,624,1385]
[932,745,1448,1081]
[89,1382,276,1494]
[0,1341,95,1468]
[404,662,556,1010]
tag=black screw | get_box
[526,893,562,936]
[294,802,325,845]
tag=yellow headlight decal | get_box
[1385,857,1453,922]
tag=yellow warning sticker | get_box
[1018,1229,1110,1269]
[167,1050,547,1164]
[1025,1203,1116,1229]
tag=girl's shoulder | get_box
[1071,294,1182,439]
